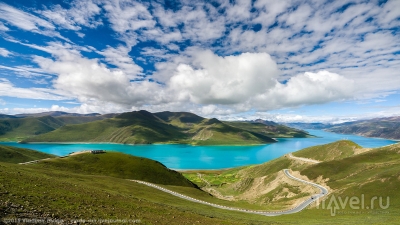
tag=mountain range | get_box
[287,116,400,140]
[0,110,311,145]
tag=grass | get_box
[299,143,400,215]
[0,145,56,164]
[1,143,400,224]
[226,121,312,138]
[0,116,64,141]
[32,152,196,188]
[24,111,277,145]
[292,140,362,161]
[1,161,398,224]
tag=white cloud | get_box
[40,0,102,31]
[253,71,355,110]
[98,45,142,79]
[103,0,155,34]
[0,78,67,100]
[1,0,399,120]
[0,3,67,40]
[0,48,11,57]
[39,0,102,31]
[0,21,8,31]
[167,51,280,104]
[31,42,160,106]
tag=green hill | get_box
[183,140,399,220]
[1,143,399,224]
[0,114,115,141]
[24,110,277,145]
[226,121,312,138]
[0,155,244,224]
[292,140,362,161]
[0,145,56,163]
[32,152,196,187]
[300,143,400,214]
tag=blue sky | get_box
[0,0,399,123]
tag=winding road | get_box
[131,169,328,216]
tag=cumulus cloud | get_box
[97,45,142,79]
[167,51,280,104]
[0,0,399,119]
[31,42,160,107]
[253,71,355,110]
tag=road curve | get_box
[288,153,321,164]
[131,169,328,216]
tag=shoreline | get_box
[3,141,274,147]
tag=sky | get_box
[0,0,399,123]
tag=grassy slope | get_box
[0,115,117,142]
[292,140,362,161]
[24,111,187,144]
[183,141,399,223]
[33,152,196,187]
[189,119,276,145]
[0,145,56,164]
[300,143,400,213]
[226,121,311,138]
[25,111,276,145]
[1,143,399,224]
[0,116,64,141]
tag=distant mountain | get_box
[253,119,278,126]
[14,111,102,118]
[24,110,278,145]
[226,121,312,138]
[0,113,118,141]
[285,122,333,130]
[326,116,400,140]
[0,114,17,119]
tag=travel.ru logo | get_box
[316,194,389,216]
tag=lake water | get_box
[1,129,397,170]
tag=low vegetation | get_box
[0,145,56,164]
[23,110,286,145]
[226,121,312,138]
[0,114,114,142]
[1,140,399,224]
[33,152,196,187]
[292,140,362,161]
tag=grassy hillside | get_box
[24,110,276,145]
[183,155,315,210]
[0,145,56,164]
[183,141,399,223]
[1,143,399,224]
[0,116,64,141]
[33,152,196,187]
[24,111,189,144]
[0,114,116,141]
[292,140,362,161]
[300,142,400,213]
[226,121,312,138]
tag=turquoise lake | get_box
[1,129,397,170]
